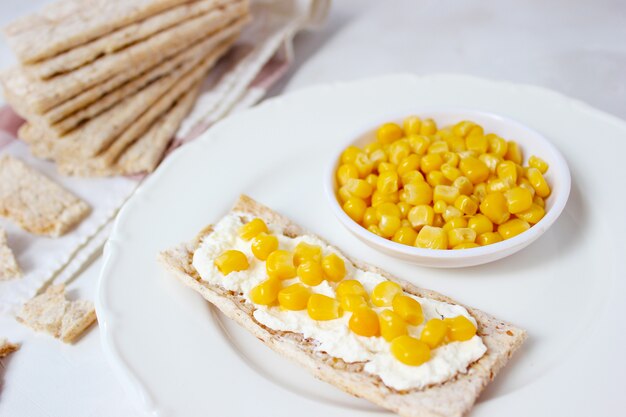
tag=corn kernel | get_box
[442,151,460,167]
[441,163,461,181]
[379,214,402,238]
[400,182,433,205]
[266,250,296,280]
[479,192,510,225]
[293,242,322,267]
[533,195,545,208]
[251,233,279,261]
[375,202,401,220]
[516,203,545,224]
[397,154,421,176]
[377,123,403,145]
[453,242,479,249]
[453,176,473,195]
[498,218,530,239]
[392,226,419,245]
[487,134,508,157]
[420,118,437,135]
[454,194,478,215]
[529,155,549,174]
[342,197,367,223]
[420,153,443,174]
[297,260,324,286]
[238,218,269,241]
[504,186,533,213]
[403,116,422,135]
[442,205,463,222]
[468,214,493,235]
[369,149,388,168]
[486,178,512,194]
[426,171,450,187]
[336,164,359,186]
[476,232,503,246]
[428,141,449,154]
[345,178,373,199]
[371,190,399,206]
[391,335,430,366]
[378,162,397,173]
[420,318,447,348]
[379,309,408,341]
[368,225,383,236]
[397,202,412,219]
[341,146,363,165]
[250,278,281,305]
[392,295,423,325]
[433,185,460,205]
[278,283,311,311]
[505,141,523,165]
[337,186,352,204]
[364,141,381,155]
[401,219,411,228]
[444,316,477,341]
[365,173,378,189]
[354,153,374,177]
[497,160,518,185]
[442,217,467,232]
[453,121,476,137]
[307,294,342,321]
[447,228,477,247]
[339,294,368,312]
[448,135,467,152]
[349,308,380,337]
[518,177,536,197]
[377,171,399,194]
[400,170,425,186]
[459,156,490,184]
[321,253,346,282]
[479,153,501,173]
[433,199,447,214]
[433,213,445,228]
[408,135,431,155]
[215,250,249,275]
[415,226,448,249]
[473,183,487,202]
[335,279,367,298]
[389,141,411,165]
[371,281,403,307]
[408,205,434,229]
[466,132,488,154]
[526,167,551,198]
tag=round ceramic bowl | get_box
[325,109,571,268]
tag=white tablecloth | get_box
[1,0,624,416]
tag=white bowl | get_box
[325,108,571,268]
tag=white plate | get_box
[97,74,626,417]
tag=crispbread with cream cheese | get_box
[0,1,249,115]
[159,195,526,417]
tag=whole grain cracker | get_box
[16,284,96,343]
[0,338,20,357]
[26,0,231,80]
[0,227,22,280]
[3,0,194,64]
[159,195,526,417]
[0,155,90,237]
[1,1,249,115]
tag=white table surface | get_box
[1,1,625,416]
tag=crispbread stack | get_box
[1,0,250,176]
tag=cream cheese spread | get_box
[192,212,487,390]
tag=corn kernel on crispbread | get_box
[159,195,526,417]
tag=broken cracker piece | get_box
[16,284,96,343]
[0,227,21,280]
[0,338,20,358]
[0,155,90,237]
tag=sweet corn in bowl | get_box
[325,110,570,268]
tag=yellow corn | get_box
[533,195,545,208]
[526,167,551,197]
[426,171,450,187]
[345,178,373,199]
[392,226,418,245]
[266,250,296,280]
[476,231,503,246]
[505,141,523,164]
[369,149,387,168]
[496,160,518,185]
[448,135,467,152]
[397,202,412,219]
[371,190,399,206]
[250,278,281,305]
[214,250,249,275]
[453,176,473,195]
[518,177,536,197]
[375,202,401,220]
[336,163,359,186]
[442,205,463,222]
[433,185,460,205]
[349,308,380,337]
[445,315,477,341]
[371,281,403,307]
[453,242,479,249]
[408,134,431,155]
[472,182,487,202]
[365,173,378,188]
[420,318,447,348]
[504,186,533,214]
[400,170,425,186]
[392,295,423,325]
[400,182,433,205]
[251,233,279,261]
[486,178,512,194]
[238,218,269,241]
[487,134,508,157]
[321,253,346,282]
[403,116,422,135]
[447,228,477,247]
[529,155,549,174]
[339,294,368,312]
[343,197,367,223]
[377,122,403,145]
[378,162,397,173]
[397,154,421,176]
[459,156,490,184]
[420,153,444,174]
[454,195,478,215]
[379,214,402,238]
[465,132,488,154]
[479,153,501,173]
[433,199,447,214]
[297,260,324,286]
[354,152,373,177]
[278,283,311,311]
[364,141,381,155]
[336,279,368,299]
[442,217,468,232]
[516,203,545,224]
[377,171,399,194]
[415,226,448,249]
[307,294,342,321]
[479,192,510,224]
[341,146,363,165]
[498,218,530,239]
[391,336,431,366]
[293,242,322,266]
[453,120,476,137]
[442,151,460,167]
[420,118,437,135]
[389,141,411,165]
[408,205,434,229]
[379,309,408,341]
[428,141,449,154]
[468,214,493,235]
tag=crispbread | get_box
[26,0,231,80]
[159,195,526,417]
[0,338,20,357]
[1,0,249,115]
[0,155,90,237]
[16,284,96,343]
[31,15,242,135]
[3,0,194,64]
[0,227,21,280]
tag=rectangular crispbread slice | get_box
[16,284,96,343]
[159,195,526,417]
[25,0,231,80]
[0,155,90,236]
[3,0,194,64]
[0,338,20,357]
[0,227,21,280]
[27,10,242,136]
[1,0,249,115]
